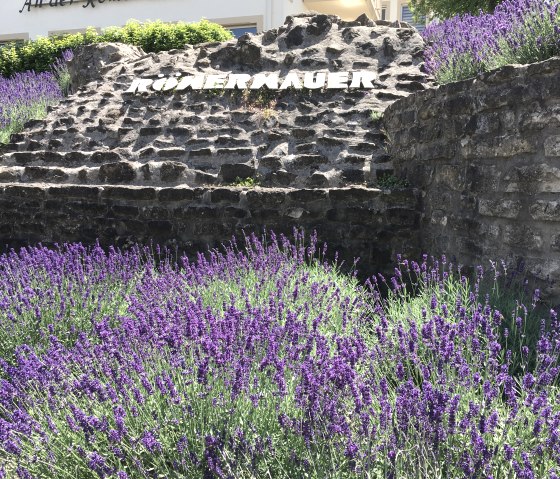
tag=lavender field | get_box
[423,0,560,83]
[0,233,557,478]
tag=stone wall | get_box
[384,57,560,297]
[0,14,431,190]
[0,184,420,277]
[0,13,430,277]
[4,12,560,296]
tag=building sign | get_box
[126,71,378,93]
[20,0,121,13]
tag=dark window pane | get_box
[229,26,258,38]
[401,5,425,32]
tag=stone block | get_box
[23,167,68,183]
[158,148,187,159]
[139,126,163,136]
[437,165,465,191]
[48,186,101,199]
[91,151,121,163]
[158,188,196,202]
[545,136,560,157]
[245,190,287,209]
[215,137,250,148]
[504,164,560,194]
[291,155,328,169]
[147,220,174,236]
[502,224,543,250]
[288,189,328,204]
[194,171,218,186]
[259,156,283,170]
[341,169,365,184]
[220,163,256,183]
[317,137,345,147]
[174,206,218,220]
[11,152,37,165]
[306,172,330,188]
[215,148,254,159]
[478,199,522,219]
[160,162,187,183]
[210,188,241,204]
[0,169,21,182]
[224,206,248,219]
[110,204,140,217]
[386,207,418,226]
[98,162,136,183]
[64,201,107,215]
[65,152,91,163]
[292,128,315,140]
[530,201,560,221]
[295,143,317,154]
[551,234,560,252]
[189,148,213,159]
[4,185,46,199]
[101,186,156,201]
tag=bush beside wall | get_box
[0,19,233,77]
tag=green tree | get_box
[409,0,501,19]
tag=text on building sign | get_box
[20,0,122,13]
[126,71,378,93]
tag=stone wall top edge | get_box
[385,55,560,118]
[0,183,389,195]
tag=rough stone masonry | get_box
[2,11,559,299]
[384,57,560,300]
[0,13,430,277]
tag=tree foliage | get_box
[409,0,502,19]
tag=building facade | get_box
[0,0,425,45]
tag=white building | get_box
[0,0,425,44]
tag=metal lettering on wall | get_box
[126,71,378,93]
[20,0,123,13]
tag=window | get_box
[0,33,29,47]
[401,4,426,32]
[381,2,389,21]
[0,40,24,47]
[227,25,258,38]
[48,28,99,37]
[212,16,262,38]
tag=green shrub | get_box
[0,19,233,77]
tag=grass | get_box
[230,176,260,188]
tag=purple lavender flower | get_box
[423,0,560,83]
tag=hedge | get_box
[0,19,234,77]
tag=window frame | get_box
[209,15,263,35]
[400,3,426,30]
[0,33,30,46]
[381,2,389,21]
[47,27,101,37]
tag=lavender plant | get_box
[51,49,74,96]
[0,49,72,144]
[0,233,558,478]
[423,0,560,84]
[0,70,62,144]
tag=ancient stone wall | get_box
[0,13,430,277]
[0,14,431,189]
[4,12,560,297]
[0,184,420,277]
[384,57,560,297]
